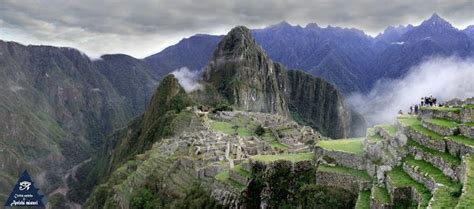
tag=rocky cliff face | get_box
[203,26,362,138]
[203,26,290,117]
[285,70,353,138]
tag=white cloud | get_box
[348,56,474,126]
[171,67,203,92]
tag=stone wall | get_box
[461,108,473,123]
[371,197,392,209]
[419,108,461,122]
[314,147,366,170]
[315,169,372,192]
[210,181,241,208]
[229,170,249,186]
[401,125,445,152]
[365,128,407,183]
[421,119,459,136]
[408,145,461,180]
[385,175,416,206]
[460,125,474,139]
[402,163,437,192]
[446,139,474,157]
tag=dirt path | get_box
[48,158,91,209]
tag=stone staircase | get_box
[390,103,473,208]
[316,100,474,208]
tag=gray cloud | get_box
[1,0,473,58]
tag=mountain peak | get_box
[143,74,188,131]
[213,25,262,58]
[268,21,292,29]
[203,26,290,117]
[431,12,441,19]
[420,12,453,28]
[305,23,320,29]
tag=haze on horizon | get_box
[1,0,473,58]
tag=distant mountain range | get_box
[0,13,472,204]
[146,13,474,93]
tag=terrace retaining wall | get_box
[314,146,366,170]
[419,109,461,122]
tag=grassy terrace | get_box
[430,187,460,209]
[377,124,398,136]
[386,167,432,208]
[425,118,459,128]
[404,156,462,208]
[250,152,313,163]
[209,116,258,136]
[420,106,461,113]
[399,115,474,147]
[215,171,246,190]
[407,139,461,165]
[316,138,365,155]
[367,128,383,142]
[355,190,371,209]
[261,129,289,150]
[464,104,474,109]
[456,155,474,208]
[446,135,474,146]
[405,156,461,190]
[317,164,371,181]
[372,185,391,204]
[233,163,252,179]
[398,115,444,140]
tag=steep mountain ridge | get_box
[0,40,161,203]
[203,26,290,117]
[146,13,474,94]
[370,13,473,83]
[203,26,359,138]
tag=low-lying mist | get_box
[171,67,203,92]
[349,56,474,126]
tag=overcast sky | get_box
[1,0,473,58]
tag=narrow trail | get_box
[48,158,91,209]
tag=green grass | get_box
[405,156,461,189]
[355,190,371,209]
[386,167,432,208]
[398,116,444,140]
[446,135,474,146]
[261,130,289,150]
[317,164,371,181]
[215,171,246,190]
[425,118,459,128]
[251,152,313,163]
[233,163,251,179]
[420,106,461,113]
[372,185,391,204]
[209,116,258,136]
[407,139,461,165]
[431,186,460,209]
[464,104,474,109]
[377,124,398,136]
[316,138,365,155]
[455,155,474,208]
[465,122,474,127]
[367,128,383,142]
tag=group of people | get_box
[406,96,439,115]
[420,96,437,107]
